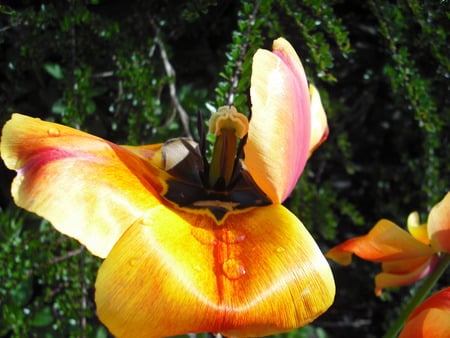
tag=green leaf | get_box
[51,99,66,114]
[44,63,64,79]
[95,326,109,338]
[9,277,33,307]
[29,306,53,327]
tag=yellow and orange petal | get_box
[326,219,434,266]
[374,255,439,296]
[399,287,450,338]
[0,114,166,258]
[308,84,329,155]
[246,37,311,204]
[95,204,335,337]
[428,192,450,253]
[407,211,430,245]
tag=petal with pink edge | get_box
[246,38,311,203]
[0,113,165,258]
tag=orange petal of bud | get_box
[399,287,450,338]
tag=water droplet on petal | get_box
[222,258,246,280]
[276,246,285,253]
[218,229,246,244]
[191,227,217,245]
[129,258,139,266]
[47,127,60,137]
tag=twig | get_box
[152,25,192,137]
[25,246,85,277]
[0,25,11,33]
[50,246,85,264]
[91,70,114,78]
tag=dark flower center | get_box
[160,106,271,222]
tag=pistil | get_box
[208,106,249,189]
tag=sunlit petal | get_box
[374,255,438,296]
[96,204,335,337]
[326,219,434,265]
[399,287,450,338]
[427,192,450,253]
[407,211,430,245]
[246,37,311,203]
[0,114,165,258]
[308,84,329,155]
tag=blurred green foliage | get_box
[0,0,448,337]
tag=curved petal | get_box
[308,84,329,156]
[326,219,434,265]
[0,114,165,258]
[399,287,450,338]
[407,211,430,245]
[428,192,450,253]
[246,38,311,203]
[95,204,335,337]
[374,255,438,296]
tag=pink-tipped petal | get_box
[0,114,165,258]
[246,38,311,203]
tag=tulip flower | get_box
[0,38,334,337]
[399,287,450,338]
[326,192,450,296]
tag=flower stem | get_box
[383,253,450,338]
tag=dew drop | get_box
[191,227,217,245]
[218,229,246,244]
[276,246,286,253]
[47,127,60,137]
[222,258,246,280]
[129,258,139,266]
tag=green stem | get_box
[383,253,450,338]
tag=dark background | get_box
[0,1,448,337]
